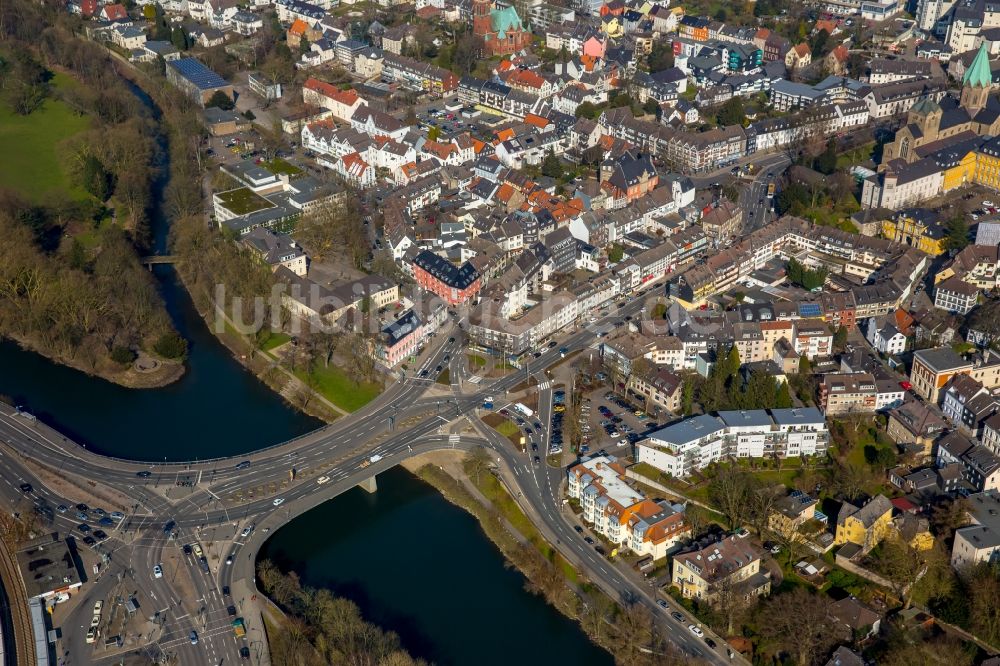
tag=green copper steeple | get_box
[964,43,993,88]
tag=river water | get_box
[0,77,612,665]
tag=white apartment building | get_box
[567,455,690,559]
[636,409,829,478]
[951,491,1000,571]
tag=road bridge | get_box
[0,293,741,665]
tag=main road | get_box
[0,291,739,665]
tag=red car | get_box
[899,381,912,391]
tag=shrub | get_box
[153,332,187,359]
[110,346,136,365]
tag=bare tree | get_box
[708,465,752,529]
[465,446,492,486]
[756,587,837,666]
[867,534,922,607]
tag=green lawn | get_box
[0,72,92,203]
[468,354,487,368]
[260,332,291,353]
[836,142,876,169]
[264,158,302,176]
[295,364,381,412]
[436,368,451,385]
[215,187,272,215]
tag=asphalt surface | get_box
[0,288,740,666]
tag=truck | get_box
[232,618,246,639]
[766,182,776,199]
[513,403,534,418]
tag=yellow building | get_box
[973,137,1000,191]
[894,514,935,551]
[835,495,893,553]
[768,492,819,536]
[601,15,624,38]
[671,536,771,602]
[880,209,947,256]
[943,149,978,192]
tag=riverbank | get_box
[0,37,186,390]
[400,451,654,665]
[0,333,184,389]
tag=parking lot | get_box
[413,101,503,140]
[561,386,672,458]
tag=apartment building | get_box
[381,52,459,94]
[567,455,690,559]
[635,408,828,478]
[951,491,1000,572]
[910,347,974,403]
[936,432,1000,492]
[934,276,979,314]
[819,373,878,415]
[412,251,481,305]
[793,322,833,359]
[672,536,771,601]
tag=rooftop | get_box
[16,534,81,600]
[573,455,644,509]
[168,57,229,90]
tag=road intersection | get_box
[0,292,740,665]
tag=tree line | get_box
[681,345,793,415]
[256,560,430,666]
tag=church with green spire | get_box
[881,43,1000,167]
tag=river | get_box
[0,72,613,663]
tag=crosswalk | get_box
[467,375,482,384]
[449,434,461,445]
[537,381,551,391]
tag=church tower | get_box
[961,43,992,115]
[473,0,493,43]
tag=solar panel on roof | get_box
[170,58,229,91]
[799,303,822,317]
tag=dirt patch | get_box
[399,449,467,474]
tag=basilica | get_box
[880,44,1000,169]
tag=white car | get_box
[93,600,103,614]
[689,625,704,637]
[240,526,253,538]
[153,564,163,579]
[317,476,330,485]
[90,614,100,628]
[985,200,995,207]
[85,627,97,644]
[272,498,285,506]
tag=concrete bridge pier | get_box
[358,475,378,493]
